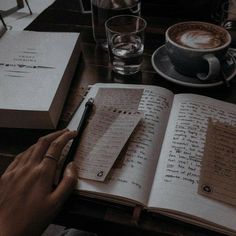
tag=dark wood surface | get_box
[0,0,235,235]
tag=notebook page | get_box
[148,94,236,232]
[68,83,174,205]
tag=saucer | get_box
[151,45,236,88]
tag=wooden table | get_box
[0,0,234,235]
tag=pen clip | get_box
[86,97,94,106]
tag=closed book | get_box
[0,26,80,129]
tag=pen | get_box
[59,97,94,181]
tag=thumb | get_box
[51,162,78,205]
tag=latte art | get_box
[165,21,231,81]
[176,30,222,49]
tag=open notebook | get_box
[66,83,236,236]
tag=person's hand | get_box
[0,129,78,236]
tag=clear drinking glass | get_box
[91,0,141,49]
[105,15,147,75]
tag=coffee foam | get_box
[168,23,229,49]
[176,30,222,49]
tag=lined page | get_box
[148,94,236,233]
[68,83,174,205]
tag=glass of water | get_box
[105,15,146,75]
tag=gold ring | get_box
[44,153,58,162]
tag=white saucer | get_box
[151,45,236,88]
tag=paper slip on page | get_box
[74,107,143,181]
[198,119,236,206]
[94,87,143,110]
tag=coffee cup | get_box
[165,21,231,81]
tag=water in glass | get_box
[109,34,144,75]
